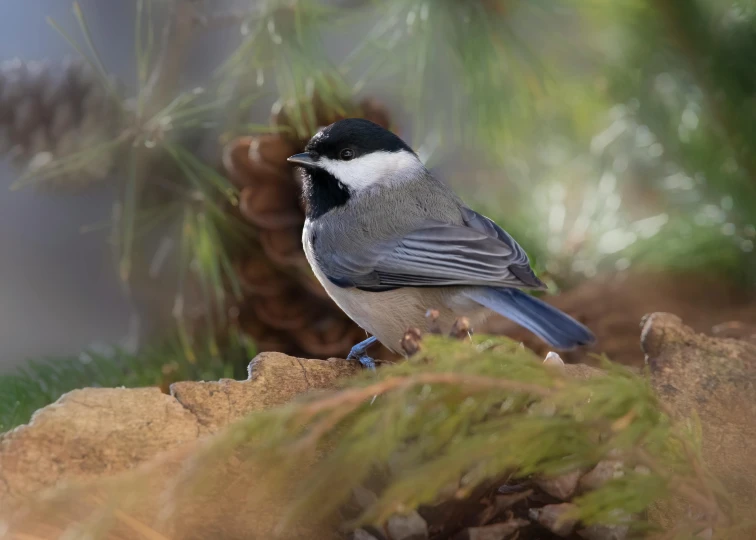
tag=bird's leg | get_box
[347,336,378,370]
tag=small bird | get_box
[288,118,595,368]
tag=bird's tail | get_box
[464,287,595,350]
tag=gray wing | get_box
[459,207,545,289]
[320,208,545,292]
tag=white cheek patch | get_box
[318,150,423,191]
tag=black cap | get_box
[304,118,413,161]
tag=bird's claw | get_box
[358,355,376,371]
[347,351,376,371]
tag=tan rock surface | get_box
[2,440,335,539]
[641,313,756,535]
[0,353,358,539]
[171,351,358,433]
[0,387,200,504]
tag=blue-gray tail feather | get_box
[464,287,595,350]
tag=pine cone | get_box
[221,96,393,359]
[0,57,122,188]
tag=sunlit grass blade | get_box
[194,212,227,323]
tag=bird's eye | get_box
[339,148,354,161]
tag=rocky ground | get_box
[489,272,756,368]
[0,313,754,539]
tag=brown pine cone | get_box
[0,57,122,188]
[221,96,394,359]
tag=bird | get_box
[287,118,595,368]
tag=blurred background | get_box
[2,0,756,429]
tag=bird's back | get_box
[313,172,465,259]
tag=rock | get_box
[0,353,359,539]
[696,527,713,539]
[453,519,529,540]
[171,352,358,433]
[352,485,379,512]
[641,313,756,534]
[578,460,624,492]
[562,363,604,381]
[485,272,756,369]
[710,321,756,344]
[1,434,333,539]
[386,510,428,540]
[577,524,628,540]
[529,503,578,537]
[535,469,583,500]
[494,490,532,510]
[0,387,199,505]
[543,351,566,374]
[353,528,381,540]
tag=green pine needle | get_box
[346,0,579,149]
[47,5,124,112]
[219,0,352,139]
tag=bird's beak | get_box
[287,153,317,168]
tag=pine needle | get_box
[47,6,123,111]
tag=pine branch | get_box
[160,335,731,535]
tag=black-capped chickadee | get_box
[287,118,595,368]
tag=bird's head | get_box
[287,118,422,195]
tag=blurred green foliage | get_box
[19,0,756,293]
[441,0,756,288]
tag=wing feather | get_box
[319,208,545,291]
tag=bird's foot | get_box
[350,354,376,371]
[347,336,379,371]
